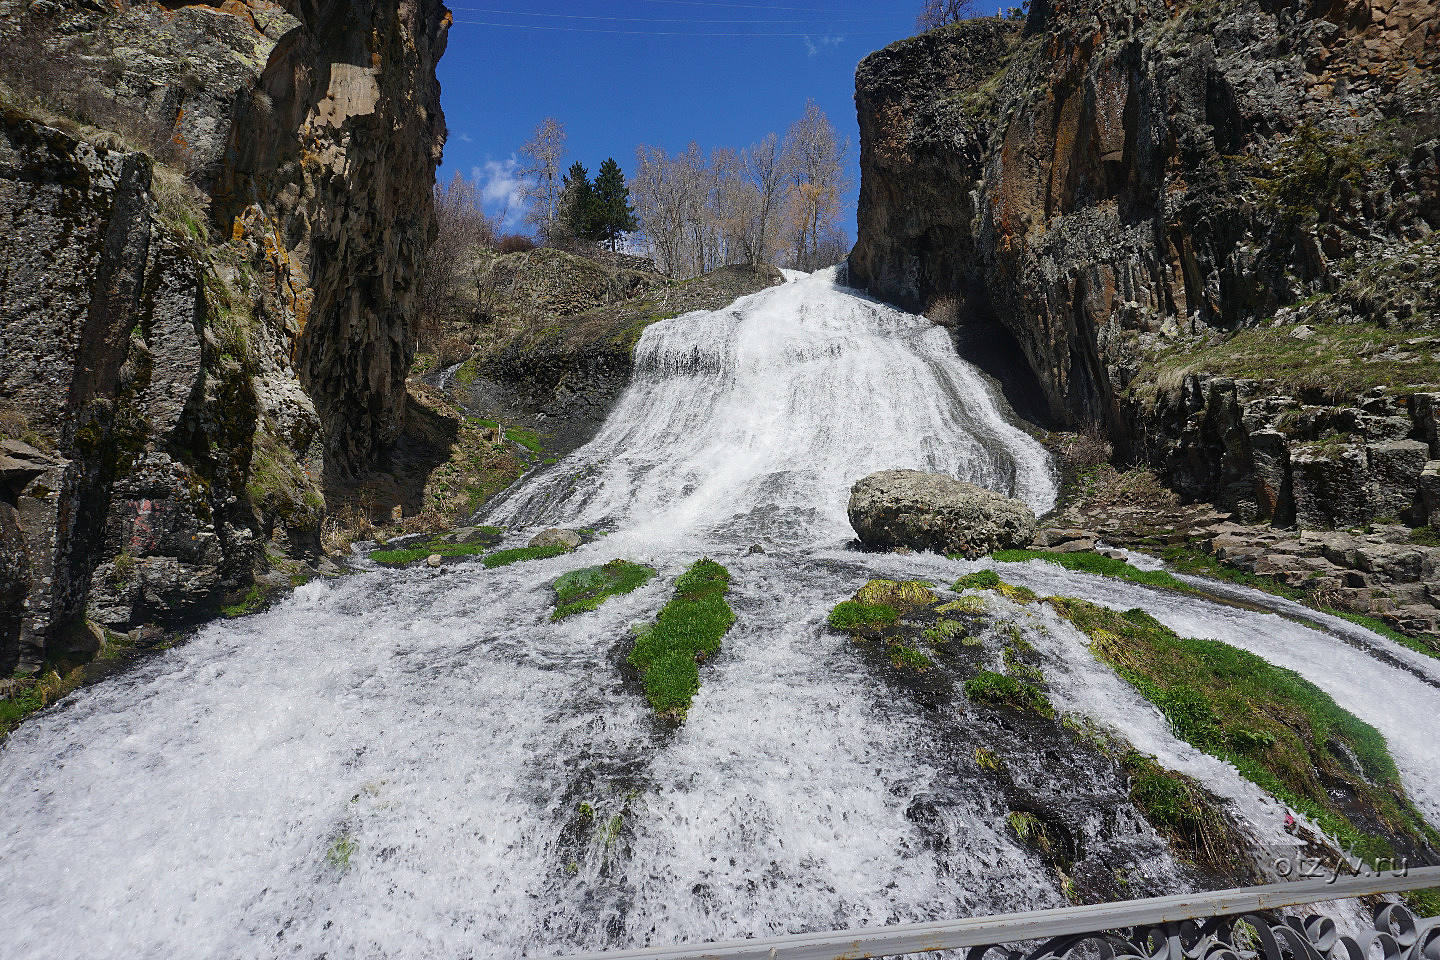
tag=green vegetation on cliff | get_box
[628,559,735,717]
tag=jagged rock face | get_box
[219,0,451,477]
[852,0,1439,529]
[0,0,449,662]
[0,115,260,666]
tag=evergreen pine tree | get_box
[593,158,638,250]
[560,161,600,241]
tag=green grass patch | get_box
[1052,598,1439,868]
[887,644,934,671]
[964,670,1054,717]
[504,427,544,454]
[1138,322,1440,398]
[827,600,899,631]
[1408,526,1440,548]
[1,669,84,739]
[1122,751,1249,869]
[369,540,495,567]
[627,559,735,718]
[954,570,1001,590]
[551,560,656,620]
[482,544,573,568]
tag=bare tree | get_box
[631,104,850,277]
[518,117,568,241]
[416,171,501,350]
[782,101,850,271]
[710,147,760,267]
[632,145,688,276]
[916,0,977,31]
[741,133,788,266]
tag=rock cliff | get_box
[852,0,1439,534]
[0,0,449,673]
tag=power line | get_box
[450,18,887,38]
[447,6,892,23]
[638,0,855,10]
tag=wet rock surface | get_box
[0,0,450,663]
[849,469,1038,558]
[851,0,1440,542]
[1039,476,1440,644]
[449,259,785,457]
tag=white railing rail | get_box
[541,867,1440,960]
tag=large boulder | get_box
[529,528,583,551]
[848,470,1036,558]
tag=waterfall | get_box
[0,269,1426,959]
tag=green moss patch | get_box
[1052,598,1439,869]
[220,584,271,618]
[627,559,735,718]
[954,570,1001,591]
[482,544,574,569]
[887,643,935,671]
[369,528,504,568]
[551,560,656,620]
[964,669,1054,717]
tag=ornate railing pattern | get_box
[544,867,1440,960]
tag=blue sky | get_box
[438,1,1008,239]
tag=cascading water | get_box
[0,269,1429,959]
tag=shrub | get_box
[497,234,536,254]
[915,0,977,31]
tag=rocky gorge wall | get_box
[851,0,1440,535]
[0,0,449,673]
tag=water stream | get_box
[0,269,1428,959]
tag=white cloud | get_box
[803,34,845,56]
[472,156,526,226]
[458,132,473,143]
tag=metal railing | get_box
[544,867,1440,960]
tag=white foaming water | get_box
[0,269,1428,957]
[486,268,1057,546]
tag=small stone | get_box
[747,544,765,554]
[1290,325,1315,340]
[426,554,443,567]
